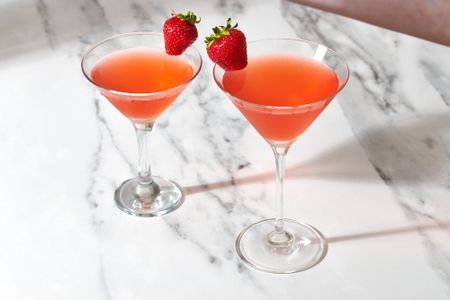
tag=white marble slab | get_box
[0,0,449,299]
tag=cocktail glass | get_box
[213,38,349,273]
[82,32,202,217]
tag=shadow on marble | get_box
[185,112,450,196]
[327,221,450,243]
[354,112,450,186]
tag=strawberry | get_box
[163,11,200,55]
[205,18,247,71]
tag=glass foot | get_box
[114,176,184,217]
[236,218,327,274]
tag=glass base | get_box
[236,218,327,274]
[114,176,184,217]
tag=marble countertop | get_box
[1,0,450,299]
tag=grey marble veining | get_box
[0,0,449,299]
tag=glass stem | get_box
[266,144,294,249]
[273,146,289,233]
[133,122,158,199]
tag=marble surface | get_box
[1,0,450,299]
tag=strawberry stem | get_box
[172,11,201,24]
[205,18,239,48]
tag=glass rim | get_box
[81,32,203,98]
[212,37,350,110]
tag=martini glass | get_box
[82,32,202,217]
[213,38,349,273]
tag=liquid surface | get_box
[223,54,338,106]
[222,55,339,141]
[91,47,193,93]
[90,47,194,121]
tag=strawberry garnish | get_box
[164,11,200,55]
[205,18,247,71]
